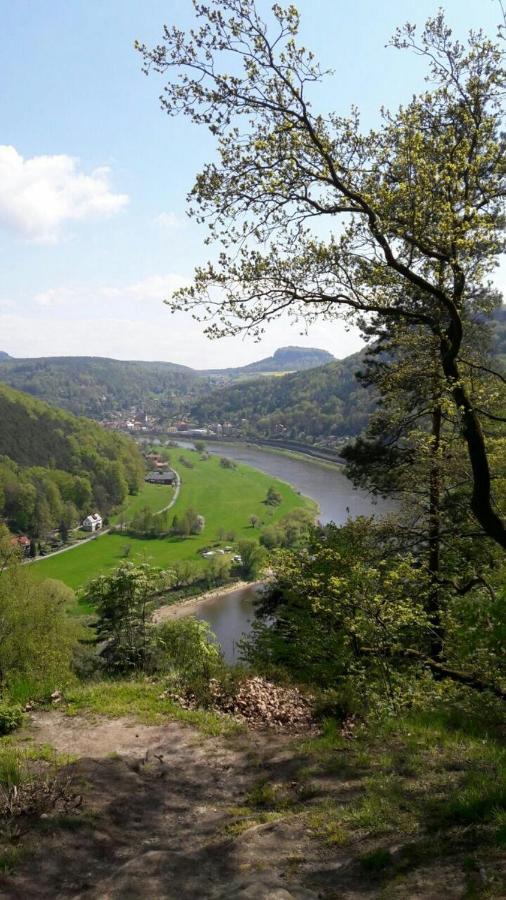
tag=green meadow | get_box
[29,448,316,595]
[109,481,174,525]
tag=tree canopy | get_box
[139,1,506,547]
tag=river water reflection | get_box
[175,441,391,662]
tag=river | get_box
[175,440,387,525]
[173,441,390,662]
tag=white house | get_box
[82,513,103,532]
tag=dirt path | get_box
[0,713,322,900]
[0,711,486,899]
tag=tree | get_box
[236,539,265,580]
[171,507,202,536]
[33,497,53,540]
[59,500,78,543]
[249,514,260,528]
[0,535,78,698]
[194,440,206,453]
[81,563,163,672]
[170,559,198,588]
[139,2,506,547]
[265,486,282,507]
[244,520,506,701]
[343,316,505,660]
[203,554,230,588]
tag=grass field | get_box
[109,481,174,525]
[29,448,316,595]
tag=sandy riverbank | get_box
[153,578,267,623]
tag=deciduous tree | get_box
[138,1,506,546]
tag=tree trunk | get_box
[439,321,506,549]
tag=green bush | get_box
[0,531,79,699]
[0,702,24,736]
[154,618,223,702]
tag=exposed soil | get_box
[0,712,502,899]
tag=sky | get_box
[0,0,502,368]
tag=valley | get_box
[29,447,317,597]
[1,1,506,892]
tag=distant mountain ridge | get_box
[203,345,335,376]
[0,351,11,360]
[191,350,373,444]
[0,346,338,418]
[0,355,207,418]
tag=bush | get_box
[154,618,223,702]
[220,457,237,469]
[0,702,23,736]
[265,486,282,506]
[0,535,79,701]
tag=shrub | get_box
[0,702,23,736]
[0,547,79,701]
[220,457,237,469]
[265,486,282,506]
[154,618,223,701]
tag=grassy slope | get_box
[30,448,315,594]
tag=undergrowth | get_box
[63,678,244,736]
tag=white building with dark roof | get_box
[82,513,103,532]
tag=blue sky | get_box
[0,0,501,366]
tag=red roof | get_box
[11,536,30,547]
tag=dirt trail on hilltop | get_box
[0,712,486,899]
[0,713,321,900]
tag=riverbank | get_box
[153,578,267,623]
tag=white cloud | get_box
[27,273,189,315]
[154,211,182,229]
[0,145,129,243]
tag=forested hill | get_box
[0,356,209,418]
[203,345,335,376]
[0,348,333,418]
[0,384,144,536]
[191,351,374,443]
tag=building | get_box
[144,470,176,486]
[11,535,31,556]
[82,513,103,532]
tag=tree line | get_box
[0,384,144,538]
